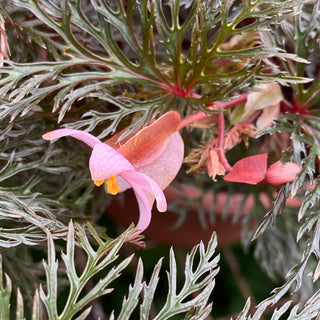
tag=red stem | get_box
[178,93,249,130]
[205,93,249,110]
[177,111,208,130]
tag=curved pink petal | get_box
[42,128,100,148]
[89,143,134,181]
[120,170,167,232]
[224,153,268,184]
[121,170,167,212]
[115,176,131,192]
[131,185,153,231]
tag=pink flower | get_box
[223,154,301,186]
[42,129,168,232]
[43,112,184,232]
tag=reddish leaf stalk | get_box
[280,93,316,117]
[178,93,249,130]
[177,111,208,131]
[206,93,249,110]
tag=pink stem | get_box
[177,111,208,130]
[245,110,262,124]
[178,93,249,131]
[206,93,249,110]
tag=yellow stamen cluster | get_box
[94,176,121,195]
[105,175,121,195]
[94,180,104,187]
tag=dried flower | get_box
[207,150,226,181]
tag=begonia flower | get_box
[224,153,301,186]
[43,111,184,232]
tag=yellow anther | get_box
[94,180,104,187]
[105,176,121,195]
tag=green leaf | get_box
[154,234,219,319]
[118,259,144,320]
[0,255,11,320]
[67,93,169,140]
[252,185,289,240]
[40,230,60,319]
[3,0,310,128]
[140,259,162,320]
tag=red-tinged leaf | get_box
[223,153,268,184]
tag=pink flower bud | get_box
[265,161,301,186]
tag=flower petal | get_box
[135,132,184,190]
[114,176,131,193]
[131,185,153,231]
[42,128,100,148]
[224,153,268,184]
[89,143,134,181]
[119,170,167,232]
[107,111,181,165]
[121,170,167,212]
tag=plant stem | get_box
[178,93,248,130]
[206,93,248,110]
[177,111,208,130]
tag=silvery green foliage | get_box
[254,114,320,306]
[0,117,93,248]
[0,222,220,319]
[1,224,320,319]
[234,292,320,320]
[254,20,320,298]
[2,0,320,319]
[247,0,320,307]
[0,0,309,139]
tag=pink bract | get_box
[223,153,268,184]
[223,153,301,186]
